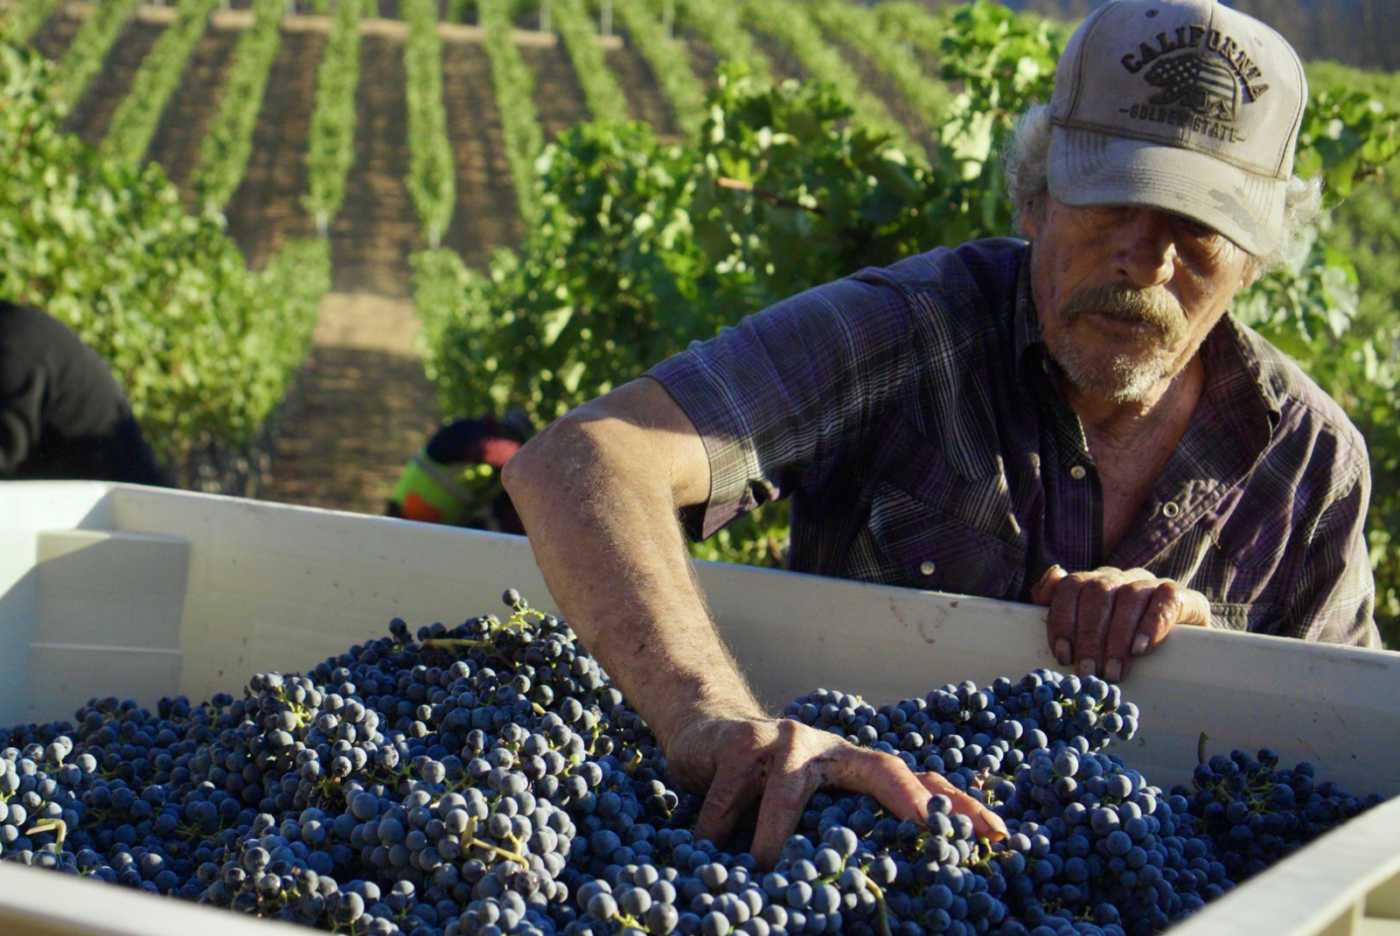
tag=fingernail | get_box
[1132,633,1150,656]
[1054,639,1071,665]
[1105,659,1122,682]
[1077,658,1096,678]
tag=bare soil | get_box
[682,32,720,85]
[749,30,807,84]
[440,39,524,268]
[520,43,591,143]
[607,43,677,134]
[64,18,166,147]
[256,292,441,515]
[327,32,422,297]
[223,28,324,270]
[147,23,240,193]
[28,5,82,60]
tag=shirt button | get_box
[1069,465,1087,480]
[1162,501,1182,519]
[920,560,936,576]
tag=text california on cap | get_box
[1047,0,1307,255]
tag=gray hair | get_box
[1002,104,1324,274]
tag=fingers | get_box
[1103,581,1155,681]
[827,747,1008,843]
[915,771,1008,841]
[695,719,1013,871]
[1031,564,1067,606]
[1041,566,1201,678]
[1069,573,1116,677]
[828,747,939,823]
[1133,582,1211,659]
[692,725,768,849]
[749,733,823,868]
[1045,571,1083,667]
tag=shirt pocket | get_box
[866,481,1025,600]
[860,415,1027,598]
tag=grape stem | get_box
[26,818,68,848]
[863,876,894,936]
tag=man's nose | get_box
[1112,208,1176,288]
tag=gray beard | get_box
[1045,284,1188,402]
[1048,341,1177,403]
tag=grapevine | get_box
[1,45,327,469]
[479,0,546,223]
[872,1,957,62]
[189,0,284,212]
[303,0,362,234]
[403,0,457,248]
[809,0,953,137]
[54,0,141,106]
[669,0,774,84]
[735,0,921,160]
[609,0,706,138]
[551,0,629,125]
[102,0,220,165]
[1,0,59,44]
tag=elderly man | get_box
[502,0,1381,863]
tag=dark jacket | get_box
[0,301,170,485]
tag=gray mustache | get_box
[1060,285,1185,339]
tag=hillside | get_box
[981,0,1396,70]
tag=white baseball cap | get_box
[1048,0,1307,255]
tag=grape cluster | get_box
[1173,748,1382,883]
[0,590,1384,936]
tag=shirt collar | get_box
[1199,314,1282,443]
[1012,245,1044,379]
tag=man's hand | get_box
[666,713,1007,868]
[1032,565,1211,681]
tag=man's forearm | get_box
[503,413,764,746]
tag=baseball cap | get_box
[1047,0,1307,255]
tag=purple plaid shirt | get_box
[648,238,1379,647]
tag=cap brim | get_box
[1048,126,1285,256]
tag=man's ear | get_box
[1240,256,1264,291]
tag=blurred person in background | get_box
[386,414,531,532]
[1,300,170,486]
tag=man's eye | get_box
[1175,217,1219,241]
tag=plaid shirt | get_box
[648,238,1379,647]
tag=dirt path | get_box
[257,293,441,515]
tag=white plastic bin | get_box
[2,481,1398,934]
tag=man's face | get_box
[1022,195,1257,404]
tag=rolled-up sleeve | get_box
[646,273,917,541]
